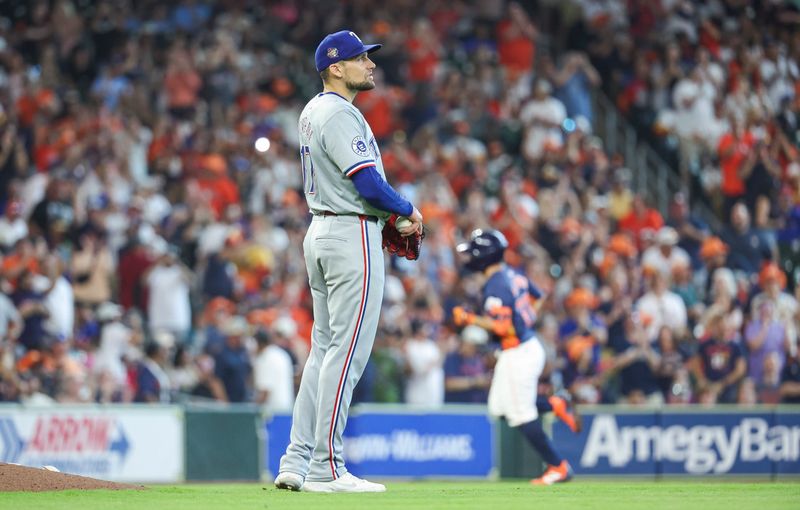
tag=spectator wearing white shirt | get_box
[253,329,295,413]
[577,0,628,30]
[667,67,724,174]
[145,247,193,343]
[93,302,133,389]
[138,177,172,226]
[0,200,27,249]
[672,70,717,139]
[120,116,153,186]
[750,263,799,349]
[272,316,309,388]
[636,269,688,342]
[642,227,691,278]
[519,79,566,162]
[41,255,74,340]
[403,320,444,408]
[759,38,798,114]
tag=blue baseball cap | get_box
[314,30,382,72]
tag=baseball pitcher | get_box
[273,30,423,493]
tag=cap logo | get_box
[349,31,362,43]
[327,47,338,58]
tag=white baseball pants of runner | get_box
[279,214,385,482]
[488,338,546,427]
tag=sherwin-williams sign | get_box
[553,408,800,476]
[266,408,495,478]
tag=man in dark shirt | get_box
[29,175,75,247]
[214,317,252,403]
[610,315,662,404]
[444,326,492,403]
[779,346,800,404]
[665,192,708,268]
[722,202,774,275]
[11,270,51,352]
[689,313,747,404]
[134,342,170,403]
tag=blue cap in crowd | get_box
[314,30,382,72]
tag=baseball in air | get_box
[395,216,413,230]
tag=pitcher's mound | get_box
[0,463,145,492]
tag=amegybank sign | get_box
[554,410,800,476]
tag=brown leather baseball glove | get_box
[382,214,424,261]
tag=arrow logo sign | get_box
[0,418,26,463]
[110,426,130,460]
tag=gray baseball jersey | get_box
[279,91,387,482]
[298,92,389,219]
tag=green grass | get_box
[1,481,798,510]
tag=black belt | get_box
[316,211,378,223]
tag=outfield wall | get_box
[0,404,798,482]
[266,405,800,480]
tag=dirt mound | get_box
[0,463,145,492]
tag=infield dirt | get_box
[0,463,144,492]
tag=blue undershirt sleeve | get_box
[351,166,414,217]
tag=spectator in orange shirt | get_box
[496,2,537,80]
[406,19,442,84]
[356,71,406,144]
[617,194,664,249]
[192,154,240,220]
[718,115,755,221]
[1,238,41,290]
[16,80,57,129]
[380,136,422,184]
[164,46,202,121]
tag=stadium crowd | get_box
[0,0,799,412]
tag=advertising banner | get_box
[552,408,800,477]
[0,406,184,482]
[266,408,495,478]
[658,412,775,475]
[775,409,800,475]
[558,412,659,476]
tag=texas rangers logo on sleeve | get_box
[352,136,370,157]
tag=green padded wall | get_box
[497,418,546,479]
[185,405,264,481]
